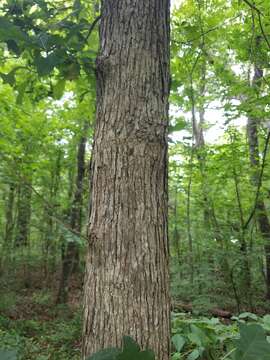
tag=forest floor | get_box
[1,267,270,359]
[0,267,83,359]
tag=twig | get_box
[242,0,270,51]
[0,153,88,241]
[242,0,264,16]
[26,181,88,241]
[85,15,101,42]
[220,348,236,360]
[172,14,241,46]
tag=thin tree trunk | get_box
[230,135,253,308]
[57,122,88,303]
[15,180,32,247]
[4,182,15,246]
[189,55,230,282]
[0,182,16,272]
[44,150,62,278]
[173,190,181,269]
[82,1,171,359]
[187,148,194,284]
[247,60,270,299]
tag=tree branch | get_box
[242,0,270,51]
[242,0,264,16]
[85,15,101,42]
[244,130,270,229]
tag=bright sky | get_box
[171,0,183,10]
[170,105,247,145]
[169,0,247,144]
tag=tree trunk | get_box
[247,62,270,299]
[57,122,88,303]
[44,150,62,277]
[82,1,171,359]
[0,182,16,272]
[4,182,15,246]
[186,147,194,284]
[15,180,32,247]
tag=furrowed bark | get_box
[82,0,171,359]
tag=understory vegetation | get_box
[1,0,270,358]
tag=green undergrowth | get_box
[0,309,81,360]
[1,310,270,359]
[171,312,270,360]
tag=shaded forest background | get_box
[1,0,270,359]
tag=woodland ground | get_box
[1,261,270,359]
[0,263,83,360]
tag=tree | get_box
[82,1,171,359]
[57,120,89,303]
[246,37,270,300]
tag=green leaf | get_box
[262,315,270,331]
[16,81,28,105]
[233,324,270,360]
[169,117,187,133]
[63,62,80,80]
[117,336,155,360]
[137,350,155,360]
[86,338,155,360]
[187,349,201,360]
[172,334,186,352]
[0,72,15,86]
[86,348,121,360]
[6,40,21,55]
[122,336,140,353]
[238,312,258,321]
[0,17,28,42]
[0,349,17,360]
[189,325,209,347]
[53,79,66,99]
[73,0,81,11]
[34,51,64,76]
[117,336,141,360]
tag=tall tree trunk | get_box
[57,123,88,303]
[4,182,15,246]
[44,149,62,278]
[247,62,270,299]
[173,190,181,270]
[82,1,171,359]
[186,148,194,284]
[190,56,230,282]
[15,180,32,247]
[0,182,16,272]
[227,129,253,308]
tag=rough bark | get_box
[57,123,88,303]
[82,1,171,359]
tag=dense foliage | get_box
[0,0,270,358]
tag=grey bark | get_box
[82,0,171,359]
